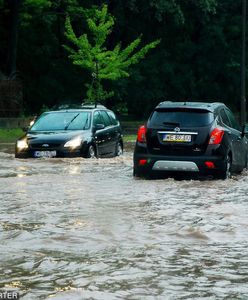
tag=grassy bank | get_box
[0,128,24,143]
[123,134,136,142]
[0,128,136,144]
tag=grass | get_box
[123,134,136,142]
[0,128,136,143]
[0,128,24,143]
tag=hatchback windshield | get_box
[30,111,91,131]
[150,109,214,127]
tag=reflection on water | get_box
[0,151,248,299]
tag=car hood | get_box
[25,130,90,143]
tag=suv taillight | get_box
[137,125,147,143]
[209,128,224,145]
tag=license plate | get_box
[34,151,57,158]
[163,134,191,142]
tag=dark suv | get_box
[133,101,248,179]
[15,105,123,158]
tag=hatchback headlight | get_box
[17,139,28,150]
[64,137,82,148]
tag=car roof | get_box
[156,101,226,112]
[44,105,109,114]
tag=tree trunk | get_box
[8,0,21,77]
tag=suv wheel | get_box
[218,154,232,179]
[133,167,150,179]
[133,168,139,177]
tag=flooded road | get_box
[1,148,248,299]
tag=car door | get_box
[100,110,117,155]
[225,108,247,169]
[93,111,109,156]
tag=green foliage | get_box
[85,82,114,104]
[21,0,52,23]
[0,128,24,143]
[23,0,51,9]
[64,4,160,103]
[149,0,185,23]
[113,101,128,115]
[20,0,85,25]
[0,0,244,117]
[198,0,217,13]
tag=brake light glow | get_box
[209,128,224,145]
[139,159,147,166]
[205,161,216,169]
[137,125,147,143]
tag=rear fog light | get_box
[139,159,147,166]
[205,161,216,169]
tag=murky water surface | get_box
[1,148,248,299]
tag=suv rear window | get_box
[149,109,214,127]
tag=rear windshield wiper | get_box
[64,113,80,130]
[162,122,180,127]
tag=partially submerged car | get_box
[133,101,248,179]
[15,105,123,158]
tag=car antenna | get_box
[184,101,187,105]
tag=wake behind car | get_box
[15,105,123,158]
[133,101,248,179]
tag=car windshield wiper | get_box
[82,114,90,130]
[64,113,80,130]
[162,121,180,127]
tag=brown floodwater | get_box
[1,146,248,299]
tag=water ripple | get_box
[0,152,248,299]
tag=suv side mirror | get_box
[95,123,105,131]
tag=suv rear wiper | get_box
[162,122,180,127]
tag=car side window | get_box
[219,109,231,127]
[225,109,241,131]
[100,111,112,127]
[107,111,118,125]
[93,111,103,125]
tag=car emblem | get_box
[174,127,180,132]
[42,144,49,147]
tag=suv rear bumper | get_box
[133,151,226,177]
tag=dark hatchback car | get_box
[133,101,248,179]
[15,105,123,158]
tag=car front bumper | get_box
[15,149,82,158]
[14,143,88,158]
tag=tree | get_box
[64,4,160,104]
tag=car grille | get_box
[29,143,62,150]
